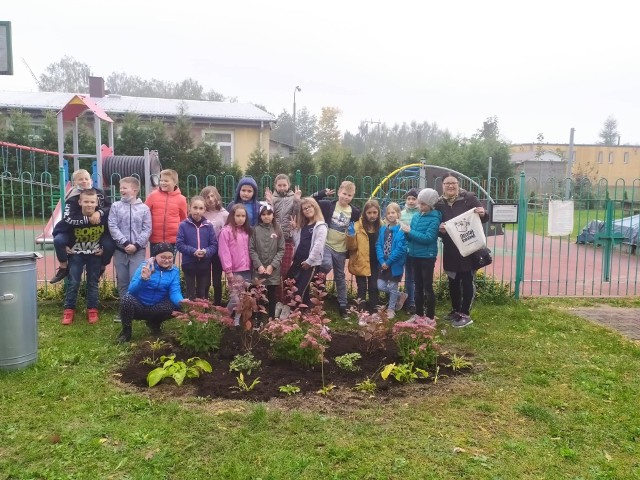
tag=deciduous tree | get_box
[39,56,91,93]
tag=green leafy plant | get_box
[434,272,513,305]
[232,373,261,392]
[447,353,473,372]
[334,353,362,372]
[381,363,429,383]
[354,377,377,393]
[173,299,234,354]
[317,384,336,395]
[392,316,439,369]
[140,338,170,365]
[229,352,262,376]
[146,354,212,388]
[278,384,301,396]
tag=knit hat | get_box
[259,201,274,214]
[151,242,174,256]
[417,188,440,208]
[406,188,419,199]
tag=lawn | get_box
[506,208,602,238]
[1,298,639,479]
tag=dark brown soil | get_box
[118,328,469,403]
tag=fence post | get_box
[295,169,301,188]
[514,171,527,299]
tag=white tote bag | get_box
[443,208,487,257]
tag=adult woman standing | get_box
[436,173,488,328]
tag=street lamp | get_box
[293,85,301,151]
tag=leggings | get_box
[448,270,475,315]
[413,257,436,319]
[211,254,224,306]
[183,263,211,300]
[119,294,175,330]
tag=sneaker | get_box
[405,304,416,315]
[61,308,75,325]
[387,309,396,319]
[117,329,132,344]
[275,302,283,318]
[444,310,461,322]
[279,305,291,320]
[452,314,474,328]
[396,292,408,311]
[406,314,418,324]
[50,267,68,284]
[113,315,122,323]
[87,308,99,324]
[339,306,349,319]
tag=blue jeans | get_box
[64,254,102,309]
[377,278,400,311]
[320,246,347,308]
[404,256,415,307]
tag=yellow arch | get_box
[370,163,423,199]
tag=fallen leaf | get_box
[604,452,612,462]
[453,447,466,454]
[144,449,159,460]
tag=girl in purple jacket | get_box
[176,196,218,300]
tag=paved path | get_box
[569,306,640,341]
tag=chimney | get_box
[88,76,105,98]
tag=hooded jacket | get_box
[376,223,407,277]
[218,225,251,274]
[249,222,285,285]
[405,209,441,259]
[346,218,378,276]
[108,197,152,253]
[272,189,299,240]
[176,216,218,267]
[436,190,489,272]
[128,258,184,308]
[227,177,260,227]
[292,221,328,267]
[145,186,188,243]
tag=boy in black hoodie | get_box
[227,176,260,227]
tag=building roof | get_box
[0,91,275,124]
[510,150,565,164]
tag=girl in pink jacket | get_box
[218,205,252,323]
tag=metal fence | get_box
[2,143,638,297]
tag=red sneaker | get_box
[61,309,75,325]
[87,308,99,324]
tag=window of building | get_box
[597,152,603,164]
[202,130,234,164]
[624,152,629,164]
[608,152,614,164]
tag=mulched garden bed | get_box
[118,327,470,403]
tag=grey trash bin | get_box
[0,252,42,371]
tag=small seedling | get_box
[229,352,262,376]
[334,352,362,372]
[317,384,336,396]
[278,384,301,396]
[447,353,473,372]
[354,377,377,393]
[231,373,261,392]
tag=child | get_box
[227,176,260,227]
[176,196,218,300]
[376,202,407,319]
[400,188,441,321]
[347,199,382,312]
[400,188,420,313]
[145,169,188,253]
[288,197,328,308]
[200,186,229,306]
[50,169,115,283]
[315,181,361,318]
[117,243,184,343]
[108,177,152,307]
[61,189,111,325]
[249,202,285,321]
[218,204,252,323]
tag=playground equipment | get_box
[31,95,162,245]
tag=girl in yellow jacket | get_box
[346,199,382,312]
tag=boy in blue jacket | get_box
[227,177,260,226]
[400,188,441,320]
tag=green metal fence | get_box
[2,143,638,297]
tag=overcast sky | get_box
[2,1,639,145]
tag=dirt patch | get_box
[118,328,471,406]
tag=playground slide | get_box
[35,182,72,246]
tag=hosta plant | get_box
[147,354,212,387]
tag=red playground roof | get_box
[60,95,113,123]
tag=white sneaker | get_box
[387,309,396,319]
[279,305,291,319]
[113,315,121,323]
[275,302,283,318]
[406,314,418,324]
[396,292,408,310]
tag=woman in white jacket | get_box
[287,197,327,307]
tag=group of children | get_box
[54,165,452,336]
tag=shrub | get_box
[173,299,234,354]
[434,272,513,305]
[391,316,439,369]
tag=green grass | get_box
[507,208,602,238]
[1,299,639,479]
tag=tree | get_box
[245,147,269,180]
[106,72,229,101]
[39,56,91,93]
[316,107,342,150]
[599,116,619,145]
[270,107,318,150]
